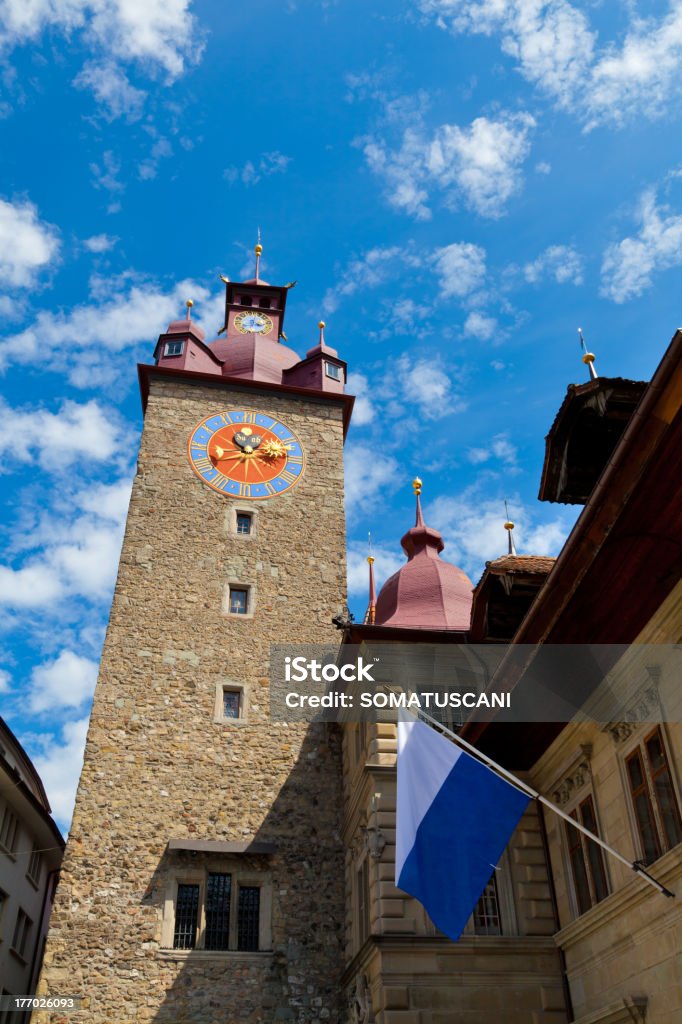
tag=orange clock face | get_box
[187,410,305,499]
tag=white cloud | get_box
[347,541,404,598]
[361,111,535,219]
[33,716,89,829]
[536,161,552,174]
[586,4,682,130]
[420,0,682,130]
[464,310,498,340]
[345,445,400,515]
[89,150,124,199]
[467,432,517,466]
[75,478,132,522]
[138,136,172,181]
[322,245,421,314]
[394,353,462,418]
[427,489,573,578]
[0,276,221,382]
[601,187,682,303]
[434,242,487,297]
[0,197,60,288]
[0,0,201,80]
[347,372,375,426]
[223,152,292,187]
[0,668,11,691]
[0,397,128,469]
[30,650,99,713]
[0,564,63,608]
[523,244,583,285]
[73,60,146,121]
[83,233,117,253]
[427,113,536,217]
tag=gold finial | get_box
[367,555,375,565]
[255,244,263,255]
[413,477,423,496]
[578,327,598,380]
[318,320,326,329]
[185,299,193,319]
[504,500,517,555]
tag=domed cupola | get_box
[374,479,473,631]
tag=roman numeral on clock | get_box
[193,457,213,472]
[279,469,298,486]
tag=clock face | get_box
[187,410,305,500]
[234,311,274,335]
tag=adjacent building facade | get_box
[0,718,64,1013]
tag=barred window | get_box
[238,886,260,951]
[236,513,252,535]
[229,588,249,615]
[173,884,199,949]
[473,874,502,935]
[171,872,264,951]
[626,728,682,863]
[223,690,241,719]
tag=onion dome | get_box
[374,479,473,631]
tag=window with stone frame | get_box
[625,726,682,864]
[11,907,32,960]
[564,794,609,915]
[472,873,502,935]
[228,587,249,615]
[168,866,269,952]
[0,805,18,855]
[355,855,370,947]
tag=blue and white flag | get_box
[395,711,529,942]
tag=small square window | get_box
[223,690,241,719]
[259,298,271,309]
[236,513,252,535]
[240,295,252,307]
[164,340,184,357]
[229,588,249,615]
[325,361,343,382]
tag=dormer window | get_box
[325,361,343,382]
[164,341,184,357]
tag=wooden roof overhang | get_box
[461,330,682,768]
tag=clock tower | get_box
[37,247,353,1024]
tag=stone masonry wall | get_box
[36,378,348,1024]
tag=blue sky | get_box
[1,0,682,831]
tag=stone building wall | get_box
[36,377,349,1024]
[341,720,567,1024]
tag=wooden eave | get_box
[462,329,682,767]
[138,363,355,438]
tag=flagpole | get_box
[416,709,675,900]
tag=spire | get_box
[365,533,377,625]
[578,327,598,381]
[185,299,193,321]
[254,237,263,284]
[504,500,517,556]
[400,477,444,558]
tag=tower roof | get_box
[374,479,473,631]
